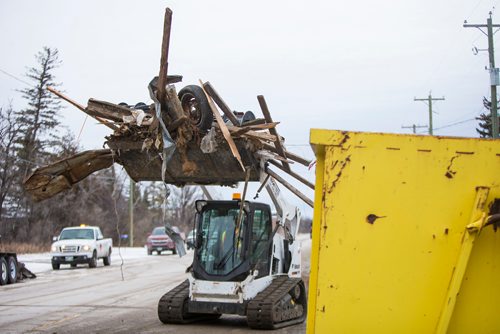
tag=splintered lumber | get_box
[157,8,173,107]
[24,149,114,202]
[87,99,133,122]
[241,131,277,142]
[225,124,278,142]
[229,122,280,137]
[199,79,245,171]
[47,87,119,131]
[266,168,314,208]
[268,159,314,190]
[239,118,266,126]
[262,143,311,167]
[203,81,240,126]
[165,85,186,121]
[257,95,291,172]
[167,115,189,132]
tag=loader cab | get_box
[193,199,272,282]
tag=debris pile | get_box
[23,8,313,207]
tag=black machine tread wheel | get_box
[158,279,220,324]
[246,275,307,329]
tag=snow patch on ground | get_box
[16,246,188,274]
[17,234,311,275]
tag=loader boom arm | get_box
[265,177,301,239]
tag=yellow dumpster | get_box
[307,129,500,333]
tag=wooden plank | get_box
[165,85,185,120]
[231,122,280,136]
[47,87,118,131]
[268,159,314,190]
[241,131,277,142]
[262,143,311,167]
[239,118,266,126]
[203,81,240,126]
[157,8,173,107]
[257,95,291,172]
[266,168,314,208]
[225,124,279,141]
[199,79,245,171]
[87,99,132,122]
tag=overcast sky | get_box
[1,0,498,216]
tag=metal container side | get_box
[307,129,500,334]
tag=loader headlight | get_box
[51,245,57,252]
[82,245,91,252]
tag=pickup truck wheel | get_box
[7,256,17,284]
[70,264,77,268]
[51,262,60,270]
[89,251,97,268]
[0,257,8,285]
[172,247,177,255]
[103,250,111,266]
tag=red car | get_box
[146,226,184,255]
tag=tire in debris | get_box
[178,85,213,132]
[0,257,8,285]
[7,256,17,284]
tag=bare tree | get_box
[168,186,201,233]
[0,105,22,219]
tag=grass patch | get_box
[0,242,50,254]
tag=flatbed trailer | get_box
[0,252,19,285]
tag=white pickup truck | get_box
[51,226,112,270]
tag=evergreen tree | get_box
[7,47,64,240]
[476,97,500,138]
[16,47,63,176]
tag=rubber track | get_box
[158,279,191,324]
[158,280,220,324]
[246,276,306,329]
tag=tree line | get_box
[0,47,201,250]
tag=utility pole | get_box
[402,124,428,134]
[414,94,445,135]
[129,178,135,247]
[464,12,500,138]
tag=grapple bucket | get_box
[107,137,260,185]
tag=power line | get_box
[417,118,477,134]
[0,68,31,87]
[1,67,92,142]
[434,118,477,131]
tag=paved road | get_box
[0,243,310,334]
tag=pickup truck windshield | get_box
[59,228,94,240]
[152,227,166,235]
